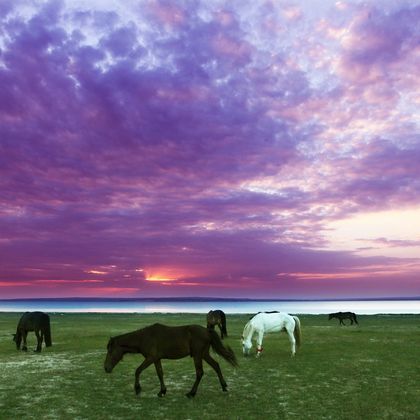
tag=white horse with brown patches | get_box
[241,312,301,357]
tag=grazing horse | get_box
[241,312,301,357]
[104,323,238,398]
[13,311,52,352]
[328,312,359,325]
[206,310,228,339]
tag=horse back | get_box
[146,324,209,359]
[18,311,49,332]
[255,312,293,332]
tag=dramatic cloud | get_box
[1,0,419,299]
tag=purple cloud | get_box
[0,0,419,299]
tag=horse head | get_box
[104,338,124,373]
[241,336,252,356]
[12,333,21,349]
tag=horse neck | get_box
[242,321,254,342]
[117,330,144,353]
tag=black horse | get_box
[206,310,228,339]
[104,323,238,398]
[13,311,52,352]
[328,312,359,325]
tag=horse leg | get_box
[34,330,42,352]
[256,330,264,357]
[22,331,28,351]
[186,356,204,398]
[203,351,228,392]
[154,360,167,397]
[134,358,154,396]
[287,328,296,356]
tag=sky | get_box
[0,0,419,300]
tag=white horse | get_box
[241,312,301,357]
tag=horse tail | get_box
[220,312,228,337]
[208,329,238,367]
[292,316,302,348]
[44,316,52,347]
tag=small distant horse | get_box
[206,310,228,339]
[328,312,359,325]
[13,311,52,352]
[241,312,301,357]
[104,323,238,398]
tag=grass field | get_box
[0,312,419,420]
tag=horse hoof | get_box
[157,389,166,397]
[186,392,195,398]
[134,385,141,396]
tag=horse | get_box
[104,323,238,398]
[241,312,301,357]
[13,311,52,352]
[328,312,359,325]
[206,310,228,339]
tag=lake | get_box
[0,299,418,314]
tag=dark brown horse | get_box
[104,323,238,398]
[328,312,359,325]
[13,311,52,352]
[206,309,228,339]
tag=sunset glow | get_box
[0,0,419,299]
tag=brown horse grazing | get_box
[13,311,52,352]
[207,309,228,339]
[328,312,359,325]
[104,323,238,398]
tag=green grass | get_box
[1,313,419,419]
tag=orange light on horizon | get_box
[145,267,193,283]
[146,275,178,283]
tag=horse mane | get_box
[249,310,279,320]
[242,320,253,340]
